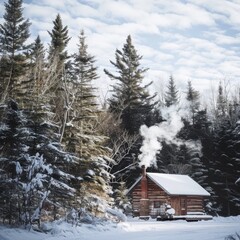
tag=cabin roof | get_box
[128,172,210,196]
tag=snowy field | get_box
[0,216,240,240]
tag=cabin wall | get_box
[131,180,142,217]
[131,178,170,217]
[170,196,204,215]
[147,179,171,217]
[131,178,205,217]
[187,196,204,213]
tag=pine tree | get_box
[30,35,46,96]
[104,35,158,188]
[114,181,131,214]
[186,81,199,102]
[213,82,228,129]
[63,30,98,151]
[0,0,31,101]
[211,122,240,216]
[26,35,64,118]
[15,36,46,110]
[216,82,227,115]
[197,88,240,215]
[153,141,192,174]
[186,81,200,125]
[104,35,156,134]
[63,30,100,157]
[63,31,113,217]
[209,99,240,216]
[0,100,79,225]
[48,14,70,64]
[47,14,71,131]
[164,75,179,107]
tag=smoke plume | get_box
[138,103,202,168]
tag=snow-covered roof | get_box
[147,173,210,196]
[128,173,210,196]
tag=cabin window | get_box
[153,201,162,208]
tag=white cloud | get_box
[189,0,240,27]
[1,0,240,102]
[157,1,216,27]
[23,3,56,22]
[207,32,240,45]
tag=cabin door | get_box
[170,197,181,215]
[180,197,187,215]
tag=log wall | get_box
[186,196,204,213]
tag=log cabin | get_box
[127,166,211,218]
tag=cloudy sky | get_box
[1,0,240,103]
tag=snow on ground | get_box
[0,216,240,240]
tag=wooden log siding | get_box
[131,178,170,217]
[148,179,170,217]
[131,177,206,217]
[187,196,204,213]
[132,181,142,216]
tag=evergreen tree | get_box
[209,99,240,216]
[164,75,179,107]
[186,81,199,102]
[30,35,45,75]
[16,36,46,110]
[186,81,200,125]
[114,181,131,214]
[104,35,158,188]
[153,141,192,174]
[213,82,229,130]
[0,0,31,100]
[211,122,240,216]
[216,82,227,117]
[47,14,71,134]
[0,100,79,225]
[63,30,98,151]
[63,31,113,216]
[104,35,156,134]
[48,14,70,64]
[30,35,46,96]
[205,87,240,215]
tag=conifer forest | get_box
[0,0,239,227]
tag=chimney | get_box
[141,165,147,199]
[140,165,149,217]
[142,165,146,178]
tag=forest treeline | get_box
[0,0,239,227]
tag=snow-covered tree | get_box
[210,120,240,216]
[0,100,79,225]
[114,181,131,214]
[59,31,114,217]
[63,30,99,153]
